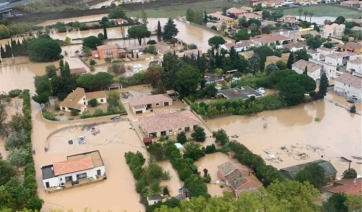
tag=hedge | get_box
[80,101,127,119]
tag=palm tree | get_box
[298,8,303,20]
[304,10,308,22]
[309,11,314,23]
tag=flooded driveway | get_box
[206,94,362,178]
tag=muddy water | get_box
[194,152,239,197]
[206,93,362,178]
[35,17,230,51]
[158,161,183,197]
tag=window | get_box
[76,173,87,179]
[161,131,166,136]
[62,107,65,110]
[155,103,159,106]
[65,176,72,182]
[185,127,190,132]
[101,99,103,102]
[169,130,172,132]
[97,169,101,176]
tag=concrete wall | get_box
[43,166,106,189]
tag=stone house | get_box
[217,161,262,197]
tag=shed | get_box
[143,137,152,146]
[147,196,161,206]
[280,160,337,181]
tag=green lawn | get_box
[283,5,360,19]
[127,0,248,18]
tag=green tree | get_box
[161,53,183,89]
[247,54,261,73]
[276,60,286,70]
[144,65,164,88]
[342,168,357,179]
[294,49,309,61]
[128,25,151,45]
[45,65,57,78]
[0,25,10,39]
[303,66,308,75]
[141,6,148,26]
[8,114,31,132]
[253,46,274,70]
[277,75,305,106]
[335,16,345,24]
[157,20,163,41]
[186,8,195,22]
[191,126,206,142]
[183,142,205,161]
[0,186,16,210]
[262,10,271,20]
[176,65,202,97]
[0,160,16,186]
[27,38,61,62]
[298,8,303,20]
[108,6,126,19]
[177,132,187,144]
[265,63,279,75]
[204,10,208,23]
[307,35,323,50]
[295,163,325,188]
[88,99,98,107]
[208,36,226,51]
[204,84,217,97]
[212,129,229,146]
[234,28,250,42]
[318,73,328,98]
[7,148,29,167]
[184,174,208,197]
[323,193,348,212]
[345,194,362,212]
[82,36,103,50]
[163,18,179,41]
[32,75,51,104]
[287,52,294,69]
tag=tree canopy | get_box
[76,72,114,91]
[208,36,226,50]
[163,18,179,41]
[234,28,250,42]
[82,36,103,50]
[128,25,151,45]
[108,6,127,19]
[27,38,61,62]
[175,65,202,97]
[295,163,325,188]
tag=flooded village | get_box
[0,0,361,212]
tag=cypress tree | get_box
[0,45,5,58]
[204,11,208,24]
[318,73,328,98]
[303,66,308,74]
[103,23,108,39]
[287,53,294,69]
[157,21,162,41]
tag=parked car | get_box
[110,116,120,121]
[347,99,355,104]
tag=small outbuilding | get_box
[143,137,153,146]
[280,160,337,181]
[147,196,161,206]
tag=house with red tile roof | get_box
[217,161,262,197]
[324,178,362,199]
[253,34,291,46]
[322,23,345,38]
[41,150,106,191]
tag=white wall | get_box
[292,66,321,81]
[334,81,362,100]
[309,59,337,78]
[43,166,106,189]
[347,62,362,77]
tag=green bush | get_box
[54,103,60,111]
[119,71,146,87]
[143,45,157,55]
[70,109,79,116]
[42,110,58,121]
[8,89,22,97]
[88,99,98,107]
[203,174,211,183]
[89,59,96,66]
[350,105,356,113]
[183,97,192,105]
[205,144,216,154]
[147,40,157,45]
[93,108,104,116]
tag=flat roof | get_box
[129,94,172,107]
[41,165,55,180]
[218,86,262,101]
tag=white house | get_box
[334,73,362,100]
[221,41,254,52]
[325,52,358,67]
[59,88,107,113]
[129,94,173,114]
[253,34,291,46]
[346,58,362,77]
[317,47,335,57]
[309,59,338,79]
[322,23,345,37]
[41,150,106,191]
[282,42,307,52]
[292,59,322,80]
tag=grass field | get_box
[283,5,360,19]
[127,0,248,18]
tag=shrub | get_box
[88,99,98,107]
[350,105,356,113]
[159,136,166,142]
[147,40,157,45]
[205,144,216,154]
[70,109,79,116]
[8,89,22,97]
[42,110,58,121]
[89,59,96,66]
[143,45,157,55]
[105,57,111,63]
[177,132,187,144]
[54,103,60,111]
[187,44,197,49]
[203,174,211,183]
[93,109,104,116]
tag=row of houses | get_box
[249,0,341,8]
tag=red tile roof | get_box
[326,178,362,196]
[53,156,94,176]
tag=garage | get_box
[136,110,143,114]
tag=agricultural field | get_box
[283,5,360,19]
[127,0,249,18]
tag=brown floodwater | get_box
[206,94,362,178]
